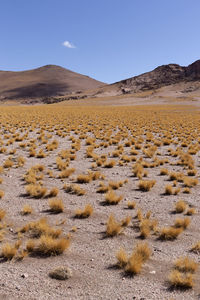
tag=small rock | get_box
[21,273,28,278]
[49,266,72,280]
[149,270,156,274]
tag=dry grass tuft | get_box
[175,200,187,213]
[106,215,122,237]
[59,168,75,178]
[48,188,59,198]
[21,205,33,215]
[191,241,200,254]
[104,160,116,168]
[49,198,64,213]
[183,187,191,194]
[26,184,47,198]
[20,218,61,238]
[159,227,183,240]
[0,209,6,221]
[76,174,92,183]
[0,190,4,199]
[3,159,13,168]
[138,180,156,192]
[116,248,128,268]
[165,184,173,195]
[1,243,17,260]
[160,168,169,175]
[125,242,151,275]
[174,256,198,273]
[186,207,196,216]
[121,216,131,227]
[139,219,151,239]
[183,177,198,188]
[96,182,110,194]
[27,235,70,257]
[104,190,123,205]
[127,201,136,209]
[174,217,190,230]
[168,270,194,289]
[75,204,93,218]
[64,184,86,196]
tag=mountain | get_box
[0,65,105,101]
[1,60,200,103]
[88,60,200,99]
[99,60,200,95]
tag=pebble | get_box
[21,273,28,278]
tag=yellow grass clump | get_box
[186,207,196,215]
[1,243,17,260]
[125,242,151,275]
[0,209,6,220]
[174,217,190,230]
[159,227,183,240]
[106,215,122,237]
[104,190,123,205]
[174,256,198,273]
[168,270,194,289]
[183,177,198,188]
[76,174,92,183]
[0,190,4,199]
[26,235,70,257]
[21,205,33,215]
[104,160,116,168]
[116,248,128,268]
[138,180,156,192]
[191,241,200,254]
[160,168,169,175]
[97,182,110,194]
[75,204,93,218]
[59,168,75,178]
[20,218,61,238]
[3,159,13,168]
[49,198,64,213]
[175,200,187,213]
[26,184,47,198]
[127,201,136,209]
[48,187,59,197]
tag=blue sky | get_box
[1,0,200,83]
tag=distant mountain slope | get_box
[94,60,200,96]
[0,65,105,100]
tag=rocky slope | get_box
[110,59,200,94]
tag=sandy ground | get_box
[0,103,199,299]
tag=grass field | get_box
[0,103,199,299]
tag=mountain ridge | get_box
[111,60,200,94]
[1,60,200,103]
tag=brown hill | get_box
[0,65,105,101]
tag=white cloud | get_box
[62,41,76,48]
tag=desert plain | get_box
[0,99,199,300]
